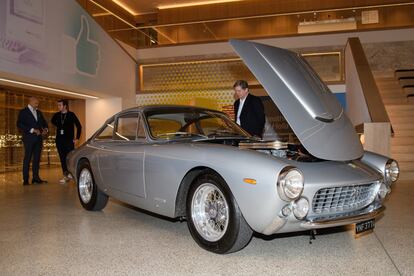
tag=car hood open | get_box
[230,39,363,161]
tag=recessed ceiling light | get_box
[0,78,99,99]
[112,0,139,15]
[158,0,243,10]
[92,12,111,17]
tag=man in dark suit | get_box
[233,80,265,138]
[17,97,48,185]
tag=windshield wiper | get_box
[157,132,208,139]
[207,130,246,137]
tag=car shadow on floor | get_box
[110,198,182,223]
[254,212,385,241]
[254,226,348,241]
[109,197,386,244]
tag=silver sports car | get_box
[67,39,399,254]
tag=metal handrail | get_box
[345,37,393,134]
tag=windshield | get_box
[145,108,250,140]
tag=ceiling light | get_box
[90,0,136,28]
[92,12,112,17]
[158,0,243,10]
[90,0,160,44]
[112,0,139,15]
[0,78,99,99]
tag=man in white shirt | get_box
[17,97,48,185]
[233,80,265,138]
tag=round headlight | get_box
[277,167,304,201]
[385,159,399,183]
[292,197,309,220]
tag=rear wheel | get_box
[186,172,253,254]
[77,160,108,211]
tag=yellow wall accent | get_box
[136,89,235,112]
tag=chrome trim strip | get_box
[301,206,384,229]
[239,140,288,150]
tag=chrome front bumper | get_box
[301,205,385,229]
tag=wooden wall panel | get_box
[177,24,217,43]
[157,0,410,25]
[78,0,135,25]
[78,0,414,48]
[154,4,414,45]
[382,6,414,27]
[157,27,179,45]
[206,21,230,40]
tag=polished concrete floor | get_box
[0,167,413,275]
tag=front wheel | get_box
[77,160,108,211]
[186,172,253,254]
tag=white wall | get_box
[85,97,122,139]
[117,39,138,61]
[0,0,136,101]
[0,0,137,137]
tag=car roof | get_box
[119,105,226,115]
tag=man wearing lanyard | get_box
[51,99,82,184]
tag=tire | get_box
[186,172,253,254]
[77,159,108,211]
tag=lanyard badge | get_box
[60,113,67,135]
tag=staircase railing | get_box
[345,37,393,156]
[344,37,393,134]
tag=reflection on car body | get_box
[68,40,399,254]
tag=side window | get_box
[147,118,181,137]
[199,117,227,135]
[114,113,138,141]
[95,120,115,140]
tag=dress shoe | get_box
[32,178,47,184]
[23,181,29,186]
[59,176,69,184]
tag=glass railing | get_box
[83,1,414,49]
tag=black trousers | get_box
[56,139,74,175]
[22,136,43,182]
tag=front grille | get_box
[312,182,380,215]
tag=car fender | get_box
[144,142,289,233]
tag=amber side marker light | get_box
[243,178,257,185]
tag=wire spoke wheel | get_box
[79,168,93,204]
[191,183,229,242]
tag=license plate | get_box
[355,219,375,236]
